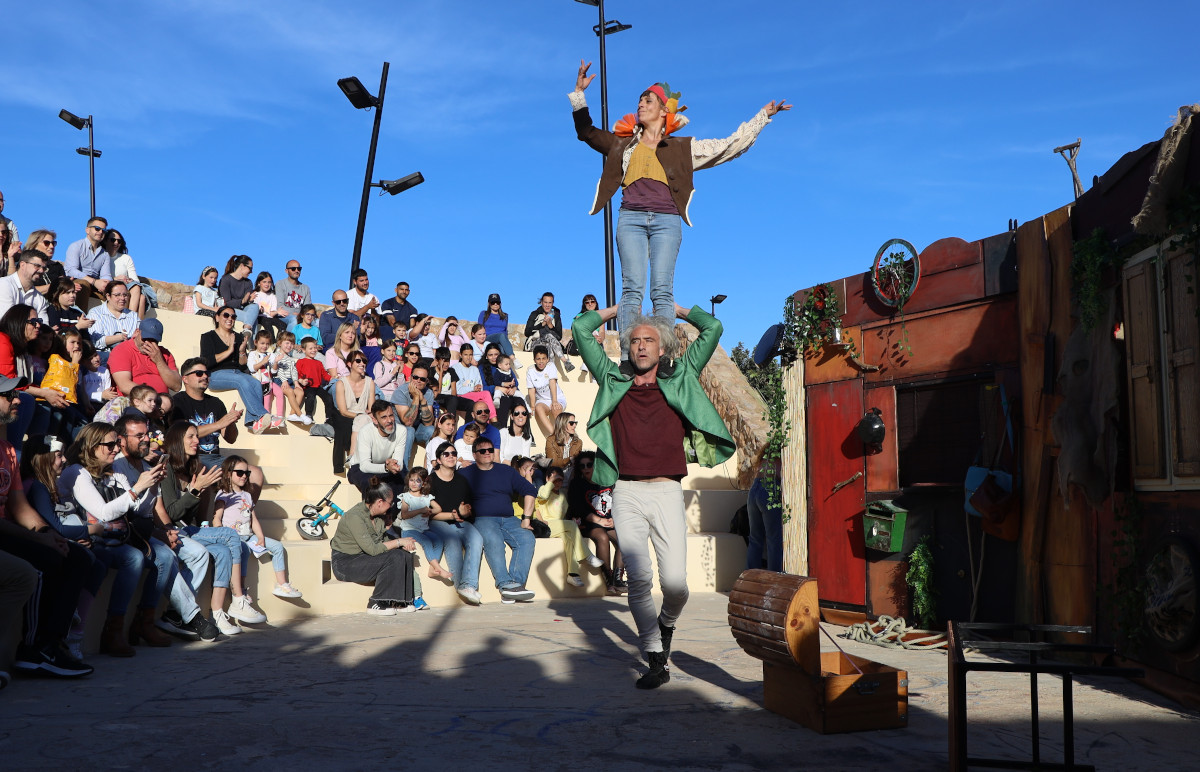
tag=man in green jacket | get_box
[572,303,735,689]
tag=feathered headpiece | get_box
[614,82,689,138]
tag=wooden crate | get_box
[729,570,908,734]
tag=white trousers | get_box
[611,479,688,653]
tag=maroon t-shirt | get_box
[621,178,678,215]
[610,382,686,478]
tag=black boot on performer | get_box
[636,650,670,690]
[658,619,675,661]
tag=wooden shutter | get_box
[1123,260,1166,480]
[1163,248,1200,477]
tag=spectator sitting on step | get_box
[107,318,180,397]
[347,269,379,318]
[324,322,361,383]
[348,399,407,496]
[271,331,306,423]
[0,305,71,451]
[252,271,289,336]
[276,259,310,327]
[455,399,503,447]
[25,229,66,295]
[567,450,623,596]
[476,293,518,364]
[430,346,463,418]
[289,303,321,349]
[425,412,458,471]
[199,307,272,435]
[545,411,583,471]
[358,313,383,374]
[452,345,495,422]
[410,314,438,359]
[170,357,265,505]
[498,403,534,466]
[490,353,525,427]
[459,436,538,604]
[335,350,375,459]
[391,362,436,470]
[81,341,116,415]
[48,278,92,334]
[524,292,575,375]
[0,250,50,324]
[437,316,468,361]
[526,345,567,438]
[103,229,150,318]
[217,255,259,335]
[214,455,301,604]
[479,343,502,397]
[396,467,450,582]
[373,339,402,402]
[380,280,418,340]
[454,424,480,468]
[63,216,112,302]
[319,290,358,349]
[247,328,287,430]
[329,476,420,616]
[427,440,484,606]
[400,341,421,381]
[192,266,222,319]
[85,282,140,363]
[295,338,335,428]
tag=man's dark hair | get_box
[87,216,108,228]
[459,343,473,355]
[396,281,409,288]
[351,269,368,282]
[180,357,207,377]
[472,437,495,453]
[533,345,549,359]
[434,346,451,362]
[370,400,395,417]
[115,415,148,439]
[16,250,46,267]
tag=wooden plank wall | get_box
[1015,206,1095,632]
[781,360,809,575]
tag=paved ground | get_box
[1,592,1195,771]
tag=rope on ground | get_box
[839,615,947,651]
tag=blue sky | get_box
[2,1,1196,354]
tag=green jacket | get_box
[572,307,736,487]
[330,502,387,557]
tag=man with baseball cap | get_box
[108,318,181,396]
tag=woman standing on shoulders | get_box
[571,61,789,359]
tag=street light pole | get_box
[348,62,388,285]
[60,109,100,219]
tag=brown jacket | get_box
[574,106,697,226]
[546,436,583,469]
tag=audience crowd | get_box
[0,206,618,690]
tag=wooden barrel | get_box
[728,569,820,675]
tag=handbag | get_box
[529,517,551,539]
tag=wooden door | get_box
[1163,248,1200,477]
[1123,259,1166,480]
[806,380,867,607]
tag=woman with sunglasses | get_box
[568,450,624,596]
[0,304,71,454]
[475,293,519,365]
[545,412,583,471]
[199,306,272,434]
[23,229,66,293]
[103,229,149,318]
[334,351,375,462]
[217,255,259,335]
[58,422,202,655]
[572,294,605,383]
[498,403,534,466]
[427,441,485,605]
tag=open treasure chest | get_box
[728,569,908,733]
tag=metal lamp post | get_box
[575,0,631,327]
[339,63,388,286]
[59,109,100,219]
[710,294,728,317]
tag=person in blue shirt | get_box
[318,290,358,349]
[454,401,502,447]
[63,216,112,302]
[458,437,537,603]
[380,281,418,340]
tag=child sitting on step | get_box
[397,468,450,581]
[214,455,302,603]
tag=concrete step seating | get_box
[127,307,749,621]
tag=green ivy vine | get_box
[906,536,937,629]
[1071,227,1123,332]
[1103,495,1146,652]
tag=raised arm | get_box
[691,100,789,171]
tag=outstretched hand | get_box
[764,100,791,117]
[576,60,596,92]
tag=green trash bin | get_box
[864,500,907,553]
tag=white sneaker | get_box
[567,574,584,587]
[273,583,303,599]
[513,360,523,369]
[585,555,604,568]
[396,604,418,613]
[302,415,314,426]
[213,610,241,635]
[228,594,267,624]
[286,413,305,423]
[457,586,482,606]
[366,602,397,616]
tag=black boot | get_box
[636,650,670,690]
[658,619,675,661]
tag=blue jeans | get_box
[486,332,514,358]
[401,528,444,564]
[181,525,241,589]
[153,538,201,622]
[615,209,682,357]
[235,304,260,332]
[91,542,147,615]
[175,535,212,597]
[746,478,784,572]
[6,397,35,461]
[428,519,482,591]
[401,422,436,469]
[473,516,535,590]
[208,369,267,424]
[243,534,287,574]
